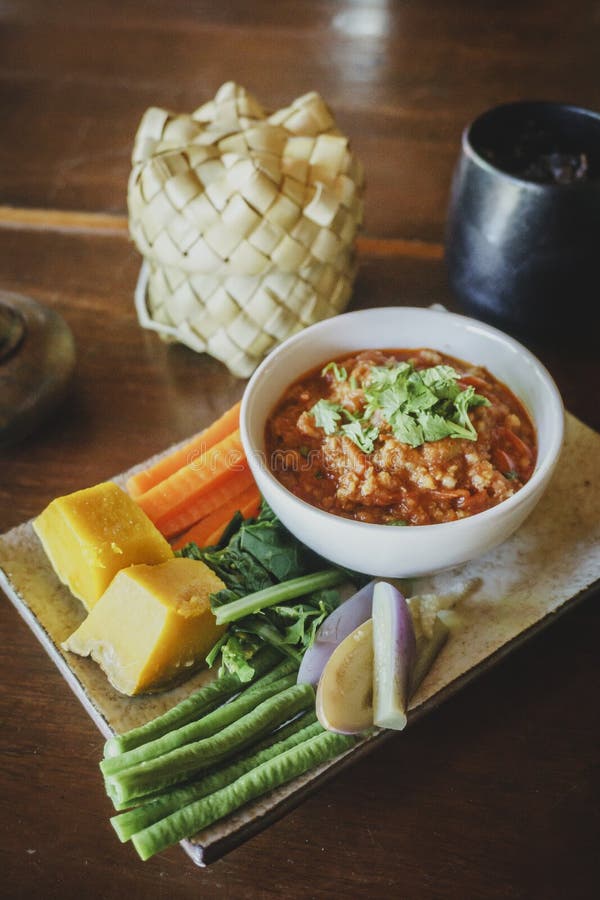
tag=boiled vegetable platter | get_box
[1,411,599,866]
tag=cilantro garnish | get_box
[321,361,347,382]
[310,358,490,453]
[390,410,424,448]
[453,385,485,440]
[341,420,380,454]
[311,399,342,435]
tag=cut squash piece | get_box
[33,482,173,611]
[63,558,226,695]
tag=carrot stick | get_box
[136,429,245,526]
[171,484,261,550]
[202,494,262,547]
[159,466,255,538]
[126,401,241,498]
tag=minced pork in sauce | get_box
[265,349,537,526]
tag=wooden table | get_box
[1,3,598,897]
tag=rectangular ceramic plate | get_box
[1,412,599,866]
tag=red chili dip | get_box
[265,348,537,526]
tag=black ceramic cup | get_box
[445,101,600,342]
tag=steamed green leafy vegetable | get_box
[178,502,357,681]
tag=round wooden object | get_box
[0,291,76,447]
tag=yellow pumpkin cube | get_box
[33,481,173,610]
[63,558,226,695]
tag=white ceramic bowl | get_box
[240,307,564,578]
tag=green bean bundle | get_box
[101,659,297,777]
[106,682,315,805]
[132,730,357,860]
[111,710,320,842]
[103,646,282,757]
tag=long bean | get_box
[111,711,320,841]
[102,671,294,779]
[131,729,357,860]
[107,683,315,805]
[108,708,317,813]
[103,646,282,757]
[236,657,298,696]
[101,660,298,778]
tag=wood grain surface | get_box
[2,0,600,239]
[1,2,598,898]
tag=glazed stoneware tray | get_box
[1,412,599,866]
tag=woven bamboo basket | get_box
[129,82,364,377]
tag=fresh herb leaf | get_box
[368,362,411,389]
[504,470,519,481]
[341,419,380,454]
[340,406,358,423]
[451,386,488,440]
[181,501,316,601]
[266,589,340,652]
[376,385,408,420]
[388,519,409,526]
[446,421,477,441]
[310,399,342,435]
[420,365,461,399]
[321,361,348,382]
[313,358,491,452]
[403,370,439,413]
[390,410,424,448]
[417,412,454,442]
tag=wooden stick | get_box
[0,206,129,236]
[0,206,443,259]
[355,236,444,260]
